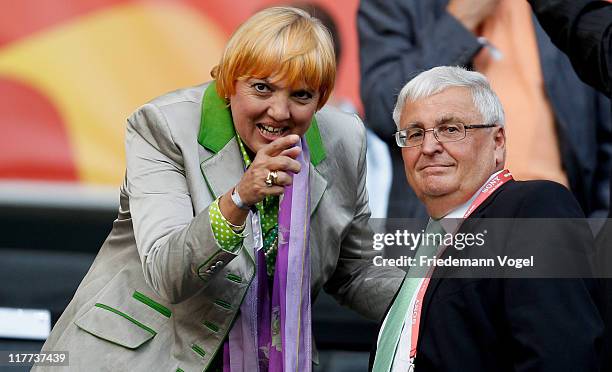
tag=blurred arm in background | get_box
[528,0,611,97]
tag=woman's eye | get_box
[294,90,313,100]
[252,83,270,93]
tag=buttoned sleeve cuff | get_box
[209,197,247,253]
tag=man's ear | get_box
[493,126,506,167]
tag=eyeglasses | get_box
[394,123,497,148]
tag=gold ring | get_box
[265,170,278,187]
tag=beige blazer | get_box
[35,83,403,372]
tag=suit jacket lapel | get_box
[309,163,327,216]
[199,138,244,199]
[414,180,516,358]
[199,139,258,264]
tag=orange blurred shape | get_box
[0,0,129,47]
[0,77,77,181]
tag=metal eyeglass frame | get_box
[394,123,498,148]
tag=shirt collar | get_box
[438,169,504,232]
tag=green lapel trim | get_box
[198,81,235,153]
[304,118,326,165]
[198,82,326,166]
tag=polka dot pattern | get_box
[209,198,245,253]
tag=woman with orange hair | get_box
[36,7,402,372]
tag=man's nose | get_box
[421,129,442,155]
[267,95,290,121]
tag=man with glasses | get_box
[359,0,611,222]
[370,66,602,371]
[396,122,496,148]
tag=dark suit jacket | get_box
[528,0,611,98]
[527,2,612,368]
[369,180,604,371]
[358,0,612,219]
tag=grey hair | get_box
[392,66,505,129]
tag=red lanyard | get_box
[409,169,513,360]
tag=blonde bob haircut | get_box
[211,6,336,109]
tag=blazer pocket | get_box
[75,303,156,349]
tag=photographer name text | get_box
[373,255,534,269]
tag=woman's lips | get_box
[256,123,289,141]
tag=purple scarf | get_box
[224,137,312,372]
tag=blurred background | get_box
[5,1,609,370]
[0,1,375,371]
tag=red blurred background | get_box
[0,0,360,187]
